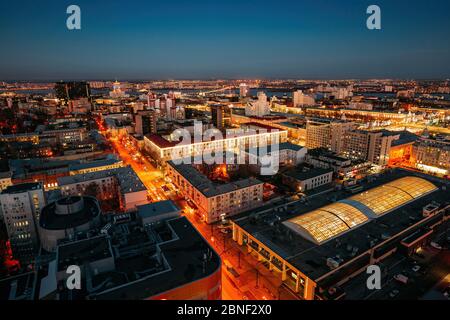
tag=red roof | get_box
[243,122,282,132]
[145,134,177,148]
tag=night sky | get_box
[1,0,450,80]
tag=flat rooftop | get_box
[137,200,180,219]
[58,165,146,194]
[0,272,37,300]
[40,196,100,231]
[168,158,263,197]
[57,235,112,272]
[245,142,304,155]
[89,217,221,299]
[68,156,121,172]
[232,169,449,282]
[283,167,333,181]
[1,182,42,194]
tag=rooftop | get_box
[284,176,438,244]
[68,155,121,172]
[231,169,449,282]
[168,157,263,197]
[1,182,42,194]
[137,200,180,219]
[0,272,37,300]
[60,216,222,300]
[57,235,112,272]
[283,167,333,181]
[245,142,304,155]
[40,196,101,230]
[391,131,419,147]
[57,165,146,194]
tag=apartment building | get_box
[412,138,450,175]
[342,130,400,166]
[166,159,264,224]
[57,166,148,211]
[306,119,355,154]
[0,183,46,264]
[144,123,287,166]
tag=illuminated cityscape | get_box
[0,0,449,309]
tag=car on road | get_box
[442,286,450,298]
[389,289,400,298]
[430,242,443,250]
[412,265,421,273]
[394,274,409,284]
[220,228,231,234]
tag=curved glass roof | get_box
[286,209,350,244]
[284,177,437,244]
[349,177,437,216]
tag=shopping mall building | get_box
[231,172,449,300]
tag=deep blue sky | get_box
[1,0,449,80]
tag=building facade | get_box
[166,161,264,224]
[0,183,46,264]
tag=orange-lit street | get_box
[98,120,297,300]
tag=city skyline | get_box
[1,0,450,80]
[1,0,449,305]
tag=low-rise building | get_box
[244,142,307,171]
[306,149,372,180]
[166,158,264,223]
[50,215,221,300]
[137,200,181,225]
[57,166,148,211]
[231,173,448,300]
[282,167,333,193]
[68,155,123,175]
[0,160,12,191]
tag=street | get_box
[97,121,296,300]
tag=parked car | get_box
[394,274,409,284]
[389,289,400,298]
[430,242,442,250]
[412,265,421,273]
[220,228,231,234]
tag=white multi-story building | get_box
[342,130,400,166]
[0,182,46,264]
[239,83,249,97]
[245,92,269,117]
[292,90,315,107]
[58,166,148,212]
[306,119,355,154]
[144,122,288,166]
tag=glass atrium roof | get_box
[284,177,437,244]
